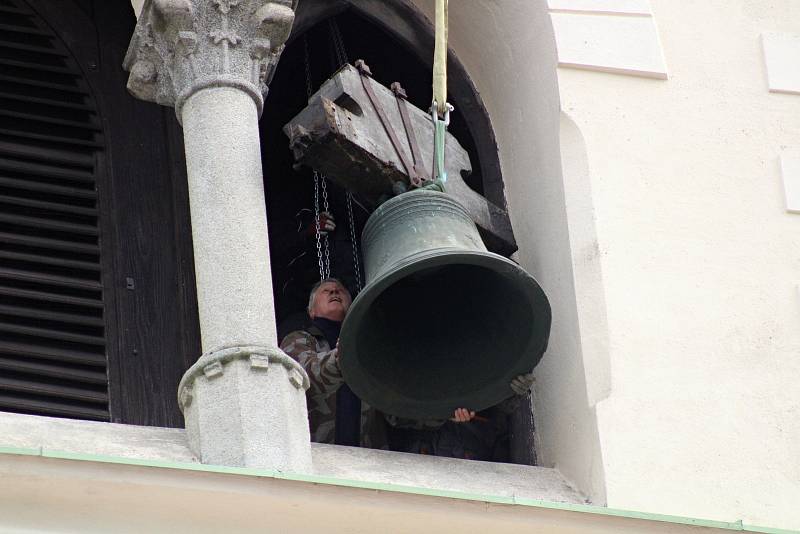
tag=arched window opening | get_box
[261,4,534,466]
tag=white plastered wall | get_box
[551,0,800,530]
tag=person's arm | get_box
[281,331,343,402]
[495,372,536,414]
[383,413,448,430]
[383,407,478,429]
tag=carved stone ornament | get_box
[123,0,298,120]
[177,344,310,411]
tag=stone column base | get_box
[178,346,312,472]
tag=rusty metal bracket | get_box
[391,82,429,186]
[356,60,423,188]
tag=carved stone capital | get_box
[123,0,297,120]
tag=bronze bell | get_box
[339,189,551,420]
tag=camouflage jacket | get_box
[280,326,388,447]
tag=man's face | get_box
[309,282,352,322]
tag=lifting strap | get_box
[431,0,452,186]
[433,0,449,117]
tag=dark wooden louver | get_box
[0,0,109,421]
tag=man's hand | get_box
[510,372,535,396]
[316,211,336,235]
[450,408,476,423]
[302,211,336,237]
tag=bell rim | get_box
[339,248,551,420]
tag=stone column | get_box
[123,0,311,472]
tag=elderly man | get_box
[280,278,363,446]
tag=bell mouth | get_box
[339,249,551,420]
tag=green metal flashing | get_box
[0,446,794,534]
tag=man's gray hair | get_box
[307,278,350,314]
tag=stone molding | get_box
[177,344,312,469]
[178,344,310,411]
[780,152,800,214]
[178,346,311,412]
[547,0,668,79]
[762,32,800,95]
[123,0,297,119]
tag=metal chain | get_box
[312,170,325,280]
[320,171,331,280]
[328,18,349,66]
[328,18,363,291]
[345,193,362,291]
[304,34,331,281]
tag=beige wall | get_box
[414,0,800,528]
[552,0,800,529]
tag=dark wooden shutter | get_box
[0,0,109,421]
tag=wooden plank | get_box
[0,231,99,254]
[0,175,97,198]
[0,340,105,366]
[0,356,107,384]
[0,139,95,167]
[0,212,99,236]
[0,23,49,36]
[0,194,99,216]
[0,321,105,347]
[284,63,516,254]
[0,266,102,290]
[0,38,69,56]
[0,109,101,131]
[0,57,76,75]
[0,4,33,15]
[0,128,102,148]
[0,393,108,420]
[0,375,107,402]
[0,74,85,94]
[0,284,102,309]
[89,0,198,428]
[0,90,94,110]
[0,303,103,327]
[0,249,100,271]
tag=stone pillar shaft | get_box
[182,87,277,351]
[123,0,311,472]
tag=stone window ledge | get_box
[1,412,778,532]
[0,411,584,504]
